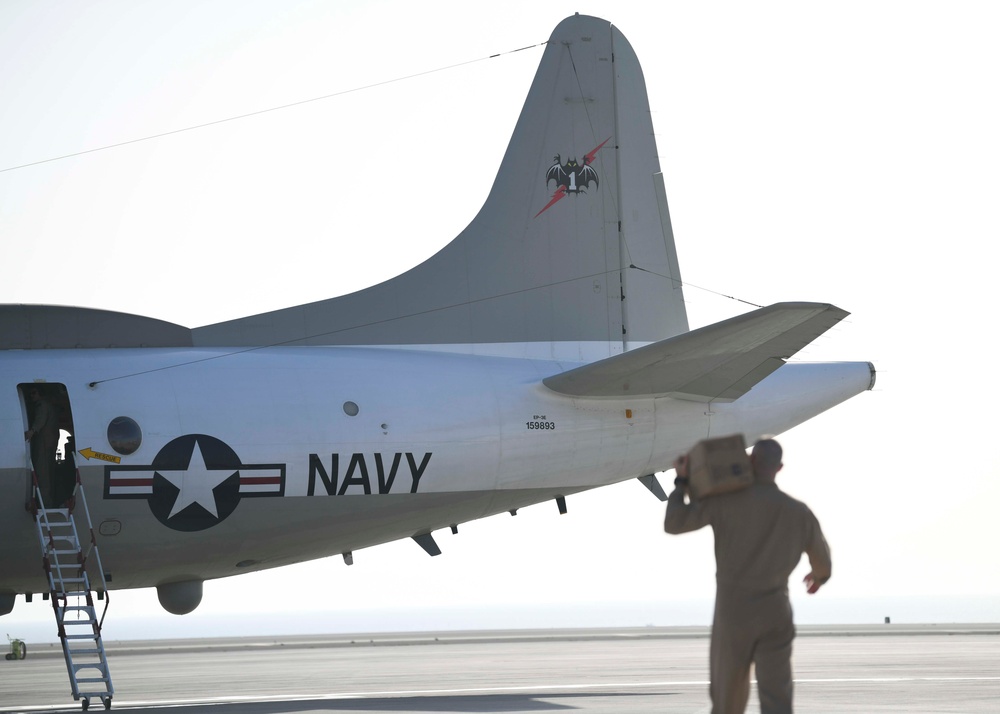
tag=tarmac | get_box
[2,625,999,713]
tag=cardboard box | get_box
[687,434,753,499]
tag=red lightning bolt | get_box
[534,137,611,218]
[534,185,568,218]
[584,136,611,165]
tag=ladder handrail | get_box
[70,473,112,630]
[28,454,115,708]
[28,465,110,600]
[71,471,110,600]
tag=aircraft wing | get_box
[542,302,849,401]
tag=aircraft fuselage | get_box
[1,345,870,595]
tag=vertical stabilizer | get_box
[194,15,688,359]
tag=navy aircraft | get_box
[1,14,873,621]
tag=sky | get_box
[2,0,999,642]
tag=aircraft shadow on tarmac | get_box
[104,692,675,713]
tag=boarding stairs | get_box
[32,470,114,711]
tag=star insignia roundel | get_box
[148,435,241,531]
[104,434,286,532]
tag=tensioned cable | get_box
[563,37,664,317]
[0,42,547,175]
[563,39,619,221]
[88,265,768,387]
[62,35,767,386]
[88,266,614,387]
[561,38,633,348]
[628,263,762,308]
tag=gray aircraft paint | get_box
[191,15,688,354]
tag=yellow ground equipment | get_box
[5,634,26,660]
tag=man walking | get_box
[665,438,831,714]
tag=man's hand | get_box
[804,572,825,594]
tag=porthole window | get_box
[107,416,142,455]
[343,401,359,416]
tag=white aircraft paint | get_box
[0,14,873,617]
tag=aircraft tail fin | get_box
[193,14,687,359]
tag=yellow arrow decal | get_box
[79,447,121,464]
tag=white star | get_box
[156,439,237,519]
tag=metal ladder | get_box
[32,471,114,711]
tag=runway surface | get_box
[2,625,999,713]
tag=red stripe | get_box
[240,477,281,485]
[109,478,153,487]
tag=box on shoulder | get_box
[688,434,753,499]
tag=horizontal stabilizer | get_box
[542,302,849,401]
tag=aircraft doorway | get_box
[18,383,78,509]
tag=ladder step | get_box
[36,479,114,701]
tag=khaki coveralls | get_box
[665,480,831,714]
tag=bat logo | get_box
[535,137,610,218]
[545,155,600,194]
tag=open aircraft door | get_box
[17,382,78,509]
